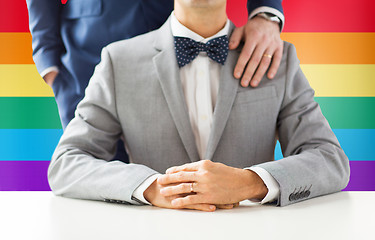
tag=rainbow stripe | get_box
[0,0,374,191]
[2,32,375,64]
[0,129,374,161]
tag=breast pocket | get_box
[234,85,277,106]
[62,0,102,19]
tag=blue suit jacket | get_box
[26,0,283,127]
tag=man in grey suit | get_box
[49,0,350,211]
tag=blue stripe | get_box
[333,129,375,161]
[0,129,374,161]
[274,129,375,161]
[0,129,63,161]
[275,141,283,160]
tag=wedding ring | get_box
[263,54,272,58]
[190,183,194,193]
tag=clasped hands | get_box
[144,160,268,212]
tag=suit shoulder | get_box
[273,41,300,77]
[105,30,159,59]
[282,41,298,61]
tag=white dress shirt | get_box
[132,12,280,205]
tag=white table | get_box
[0,191,373,240]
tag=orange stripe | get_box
[281,33,375,64]
[0,33,33,64]
[1,33,374,64]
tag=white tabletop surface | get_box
[0,191,373,240]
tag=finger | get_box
[250,49,274,87]
[240,44,267,87]
[166,162,200,174]
[183,204,216,212]
[228,26,244,50]
[166,159,212,174]
[157,171,198,185]
[171,194,206,208]
[160,183,200,197]
[233,40,256,79]
[267,45,283,79]
[216,204,234,209]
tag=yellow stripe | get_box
[0,64,54,97]
[301,64,375,97]
[1,64,374,97]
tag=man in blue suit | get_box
[26,0,284,129]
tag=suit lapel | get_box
[153,19,200,162]
[204,49,240,160]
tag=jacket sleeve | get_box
[247,0,284,15]
[48,47,159,205]
[26,0,64,75]
[247,0,284,30]
[255,42,350,206]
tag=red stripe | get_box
[283,0,375,32]
[227,0,375,32]
[0,0,29,32]
[227,0,248,27]
[1,0,375,33]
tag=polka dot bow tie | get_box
[174,36,229,68]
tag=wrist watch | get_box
[255,12,281,24]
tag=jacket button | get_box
[298,192,304,199]
[289,193,295,201]
[301,191,307,198]
[299,191,305,199]
[296,192,302,199]
[306,190,311,197]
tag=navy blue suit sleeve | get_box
[247,0,284,15]
[26,0,64,75]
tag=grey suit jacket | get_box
[49,18,350,207]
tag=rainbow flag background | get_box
[0,0,374,191]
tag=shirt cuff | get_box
[249,6,285,31]
[132,174,161,205]
[245,166,280,204]
[40,66,59,78]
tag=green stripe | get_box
[0,97,61,129]
[0,97,373,129]
[315,97,375,129]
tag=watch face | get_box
[270,16,281,23]
[258,13,281,23]
[265,13,281,23]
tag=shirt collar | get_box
[170,11,230,44]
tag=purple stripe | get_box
[343,161,375,191]
[0,161,374,191]
[0,161,50,191]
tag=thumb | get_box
[229,26,244,50]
